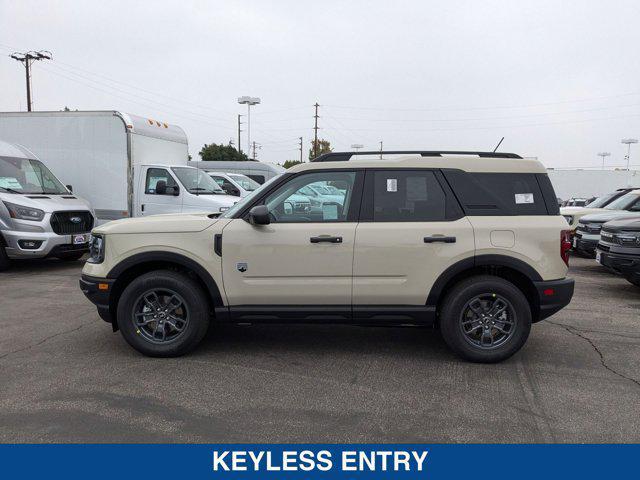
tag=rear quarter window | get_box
[443,170,555,215]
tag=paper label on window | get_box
[386,178,397,192]
[322,203,338,220]
[515,193,534,204]
[0,177,22,189]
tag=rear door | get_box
[353,169,474,314]
[138,167,183,216]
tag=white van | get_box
[190,160,285,185]
[0,111,236,223]
[0,140,95,270]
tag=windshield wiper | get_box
[0,187,22,194]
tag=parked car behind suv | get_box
[573,189,640,256]
[80,150,574,363]
[597,216,640,286]
[561,188,635,231]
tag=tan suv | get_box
[80,151,574,362]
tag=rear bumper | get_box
[534,277,575,321]
[597,250,640,283]
[79,275,114,323]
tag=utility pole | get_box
[379,140,383,159]
[10,50,52,112]
[251,141,261,160]
[299,137,303,163]
[237,114,243,154]
[313,102,320,158]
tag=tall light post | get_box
[238,96,260,156]
[621,138,638,170]
[597,152,611,170]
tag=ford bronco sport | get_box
[80,151,574,362]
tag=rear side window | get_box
[443,171,551,215]
[372,170,447,222]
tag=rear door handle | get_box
[310,236,343,244]
[424,235,456,243]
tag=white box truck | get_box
[0,111,236,223]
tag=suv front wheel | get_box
[117,270,210,357]
[440,275,532,363]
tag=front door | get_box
[139,167,182,216]
[221,170,363,319]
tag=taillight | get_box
[561,230,572,266]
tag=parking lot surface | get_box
[0,256,639,443]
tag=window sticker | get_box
[386,178,398,192]
[0,177,22,189]
[322,203,338,220]
[515,193,534,204]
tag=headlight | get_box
[563,215,573,224]
[87,234,105,264]
[3,201,45,221]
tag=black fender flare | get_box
[426,254,542,306]
[107,251,224,307]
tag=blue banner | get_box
[0,444,637,479]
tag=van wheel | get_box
[0,247,10,272]
[439,275,531,363]
[116,270,210,357]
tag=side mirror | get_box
[248,205,270,225]
[156,180,167,195]
[66,184,73,192]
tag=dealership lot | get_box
[0,256,638,443]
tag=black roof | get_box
[311,150,523,162]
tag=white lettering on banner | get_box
[212,449,428,472]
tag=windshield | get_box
[229,173,260,191]
[0,156,68,195]
[586,192,619,208]
[172,167,226,195]
[219,175,283,218]
[605,192,640,210]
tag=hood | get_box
[94,212,217,235]
[579,210,640,223]
[0,193,92,213]
[185,193,237,207]
[602,216,640,232]
[559,206,602,216]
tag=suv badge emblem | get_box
[70,216,82,224]
[236,262,248,273]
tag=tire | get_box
[58,252,85,261]
[627,277,640,287]
[439,275,532,363]
[116,270,210,357]
[0,246,10,272]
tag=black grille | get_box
[50,211,94,235]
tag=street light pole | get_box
[621,139,638,170]
[597,152,611,170]
[238,96,260,156]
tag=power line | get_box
[10,50,52,111]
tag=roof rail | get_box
[311,150,523,162]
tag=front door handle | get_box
[310,236,343,244]
[424,235,456,244]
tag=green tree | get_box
[282,160,303,169]
[199,143,249,162]
[308,139,332,160]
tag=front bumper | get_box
[534,278,575,321]
[596,249,640,284]
[79,275,115,324]
[1,228,89,259]
[573,232,599,256]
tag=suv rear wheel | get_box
[439,275,531,363]
[117,270,210,357]
[0,246,10,272]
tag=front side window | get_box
[145,168,177,195]
[229,173,260,191]
[372,170,446,222]
[263,171,357,223]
